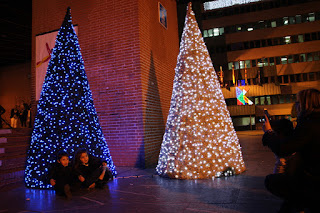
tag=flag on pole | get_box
[232,64,236,86]
[219,66,224,86]
[245,63,248,85]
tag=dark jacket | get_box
[263,110,320,177]
[48,162,73,186]
[74,155,103,178]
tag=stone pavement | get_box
[0,130,283,213]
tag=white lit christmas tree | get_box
[25,8,116,188]
[156,3,245,179]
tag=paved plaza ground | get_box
[0,130,283,213]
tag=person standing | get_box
[10,106,19,128]
[0,104,5,128]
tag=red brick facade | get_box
[32,0,179,167]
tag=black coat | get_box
[263,110,320,176]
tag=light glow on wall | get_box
[203,0,265,11]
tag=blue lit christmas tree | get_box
[25,7,116,188]
[156,3,245,179]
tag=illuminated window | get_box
[283,17,289,25]
[271,21,276,28]
[219,27,224,35]
[247,27,253,31]
[228,62,233,70]
[281,56,287,64]
[203,30,208,38]
[208,29,213,37]
[288,55,293,64]
[308,13,315,22]
[300,54,306,62]
[239,61,245,69]
[203,0,264,11]
[284,36,291,44]
[213,28,220,36]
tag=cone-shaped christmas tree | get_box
[25,7,116,188]
[156,3,245,179]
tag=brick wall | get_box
[32,0,179,167]
[138,0,179,167]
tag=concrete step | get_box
[0,128,32,137]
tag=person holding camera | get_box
[262,88,320,213]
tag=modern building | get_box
[178,0,320,130]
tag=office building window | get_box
[240,61,245,69]
[255,40,261,48]
[290,75,295,83]
[266,96,271,105]
[289,16,295,24]
[234,61,240,69]
[271,21,277,28]
[307,53,313,61]
[283,17,289,25]
[228,62,233,70]
[245,60,251,68]
[279,95,285,104]
[277,76,283,84]
[305,33,311,41]
[296,15,302,23]
[213,28,220,36]
[272,95,279,104]
[251,59,257,67]
[269,57,275,66]
[283,75,289,83]
[281,56,287,64]
[298,35,304,42]
[308,13,315,22]
[276,57,281,65]
[300,54,306,62]
[208,29,213,37]
[260,97,266,105]
[288,55,293,64]
[296,74,302,82]
[284,36,291,44]
[309,72,315,81]
[255,97,259,105]
[303,73,308,81]
[312,32,317,40]
[203,30,208,38]
[314,52,320,61]
[294,54,300,63]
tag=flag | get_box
[232,64,236,86]
[219,66,224,87]
[245,63,248,85]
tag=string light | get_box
[156,3,246,179]
[24,8,116,189]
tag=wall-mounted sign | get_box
[159,2,167,29]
